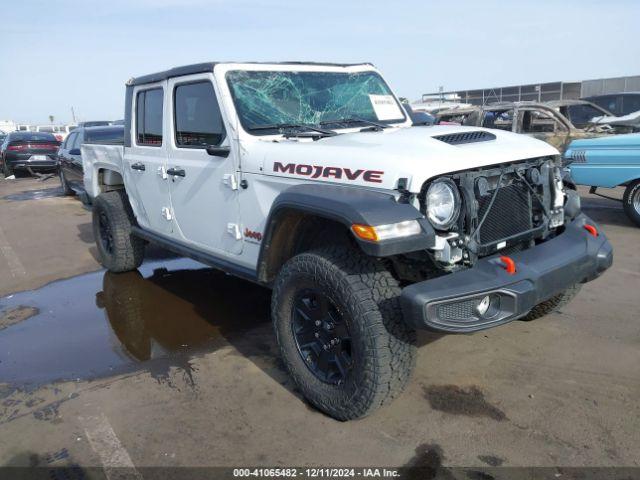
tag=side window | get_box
[482,110,513,131]
[174,81,225,147]
[521,110,567,133]
[136,88,164,146]
[65,132,76,149]
[75,131,84,149]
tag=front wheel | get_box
[92,190,145,272]
[623,180,640,227]
[272,246,416,420]
[520,284,582,321]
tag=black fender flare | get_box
[258,183,435,267]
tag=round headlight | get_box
[426,179,460,229]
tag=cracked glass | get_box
[226,70,405,134]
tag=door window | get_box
[482,110,513,131]
[174,82,225,147]
[520,110,568,133]
[64,132,77,149]
[136,88,164,146]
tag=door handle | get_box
[167,167,186,177]
[131,162,146,171]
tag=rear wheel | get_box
[623,180,640,227]
[272,246,416,420]
[3,160,13,178]
[92,190,145,272]
[59,168,74,195]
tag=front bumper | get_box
[400,214,613,333]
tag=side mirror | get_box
[206,145,230,158]
[69,148,81,156]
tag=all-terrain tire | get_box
[623,180,640,227]
[520,284,582,321]
[59,168,74,196]
[92,190,145,273]
[272,246,417,420]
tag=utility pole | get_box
[70,107,77,124]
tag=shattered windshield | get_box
[226,70,406,134]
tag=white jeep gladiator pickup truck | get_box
[83,61,613,420]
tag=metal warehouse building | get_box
[422,74,640,106]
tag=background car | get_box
[546,100,614,129]
[403,103,435,126]
[1,131,60,177]
[458,101,618,153]
[58,125,124,196]
[583,92,640,117]
[0,131,6,145]
[565,132,640,227]
[76,121,112,128]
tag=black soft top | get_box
[127,61,371,86]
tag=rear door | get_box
[123,84,172,235]
[166,74,242,255]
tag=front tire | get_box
[92,190,145,272]
[521,284,582,321]
[272,246,416,420]
[623,180,640,227]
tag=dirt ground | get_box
[0,175,638,476]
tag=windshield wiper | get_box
[248,123,336,136]
[319,117,390,130]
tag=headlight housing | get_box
[425,178,461,230]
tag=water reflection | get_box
[0,259,271,386]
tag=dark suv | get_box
[58,125,124,195]
[1,131,60,177]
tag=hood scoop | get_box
[432,130,496,145]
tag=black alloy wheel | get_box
[98,210,114,255]
[291,289,353,385]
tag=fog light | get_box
[475,294,501,319]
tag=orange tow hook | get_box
[499,256,516,275]
[583,224,598,237]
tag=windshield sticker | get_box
[369,94,403,121]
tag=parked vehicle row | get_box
[434,101,630,153]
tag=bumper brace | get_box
[400,214,613,333]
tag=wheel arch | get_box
[256,183,434,284]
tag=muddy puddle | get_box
[0,258,271,387]
[3,187,65,201]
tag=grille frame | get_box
[476,182,534,245]
[419,157,554,260]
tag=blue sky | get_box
[1,0,638,124]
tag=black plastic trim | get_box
[258,183,435,267]
[127,61,372,87]
[131,226,259,284]
[400,213,613,333]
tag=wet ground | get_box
[0,175,639,473]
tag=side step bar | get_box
[131,226,260,285]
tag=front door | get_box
[166,74,242,255]
[123,84,172,235]
[517,108,571,152]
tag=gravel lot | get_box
[0,175,638,474]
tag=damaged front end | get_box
[417,156,577,269]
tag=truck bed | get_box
[81,144,125,200]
